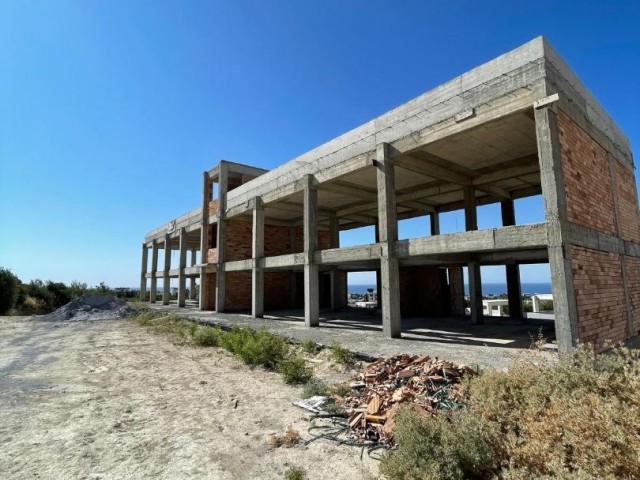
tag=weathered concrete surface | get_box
[148,303,557,370]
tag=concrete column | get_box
[501,200,523,319]
[463,186,478,231]
[199,172,213,310]
[468,262,483,324]
[535,101,579,354]
[303,174,319,327]
[189,250,197,300]
[177,228,187,307]
[215,163,229,313]
[162,233,171,305]
[289,226,297,308]
[376,142,401,338]
[150,239,158,303]
[430,211,440,236]
[140,243,148,301]
[252,197,265,318]
[329,212,340,311]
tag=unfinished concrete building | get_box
[140,37,638,354]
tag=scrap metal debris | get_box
[337,354,476,445]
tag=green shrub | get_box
[192,326,221,347]
[301,338,318,355]
[278,357,313,384]
[221,328,289,369]
[284,466,305,480]
[380,407,497,480]
[0,268,19,314]
[301,379,329,398]
[329,341,354,365]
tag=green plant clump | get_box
[380,345,640,480]
[380,407,496,480]
[301,338,318,355]
[284,466,305,480]
[301,379,329,398]
[329,340,354,365]
[192,325,221,347]
[278,357,313,384]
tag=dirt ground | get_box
[0,316,379,480]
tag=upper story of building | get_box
[143,35,633,248]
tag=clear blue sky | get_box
[1,0,638,288]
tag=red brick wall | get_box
[226,220,252,261]
[201,273,216,310]
[399,266,447,316]
[209,200,218,217]
[264,272,293,310]
[448,266,465,315]
[225,271,252,311]
[571,246,628,350]
[292,226,332,253]
[207,248,217,263]
[614,160,640,242]
[625,256,640,335]
[265,225,292,256]
[558,110,616,236]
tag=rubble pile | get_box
[40,294,135,322]
[338,354,476,445]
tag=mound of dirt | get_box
[40,295,135,322]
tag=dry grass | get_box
[268,425,302,449]
[381,344,640,480]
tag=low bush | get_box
[192,325,221,347]
[278,357,313,384]
[0,268,19,314]
[329,340,354,365]
[301,379,329,398]
[301,338,318,355]
[284,466,305,480]
[380,407,497,480]
[381,345,640,480]
[268,425,301,448]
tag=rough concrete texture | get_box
[40,295,135,322]
[147,303,558,370]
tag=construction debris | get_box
[338,354,476,445]
[39,294,135,322]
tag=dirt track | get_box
[0,316,378,480]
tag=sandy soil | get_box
[0,316,379,480]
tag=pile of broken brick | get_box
[337,354,476,445]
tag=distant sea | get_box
[348,283,552,296]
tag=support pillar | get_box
[463,186,478,231]
[189,250,197,300]
[501,200,523,318]
[140,243,148,301]
[177,228,187,307]
[199,172,213,310]
[215,163,229,313]
[468,261,483,324]
[329,212,340,311]
[289,226,297,308]
[376,143,401,338]
[150,240,158,303]
[303,175,319,327]
[252,197,264,318]
[162,233,171,305]
[430,211,440,236]
[535,100,579,354]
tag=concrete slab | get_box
[147,302,557,370]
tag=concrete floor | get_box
[146,302,557,370]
